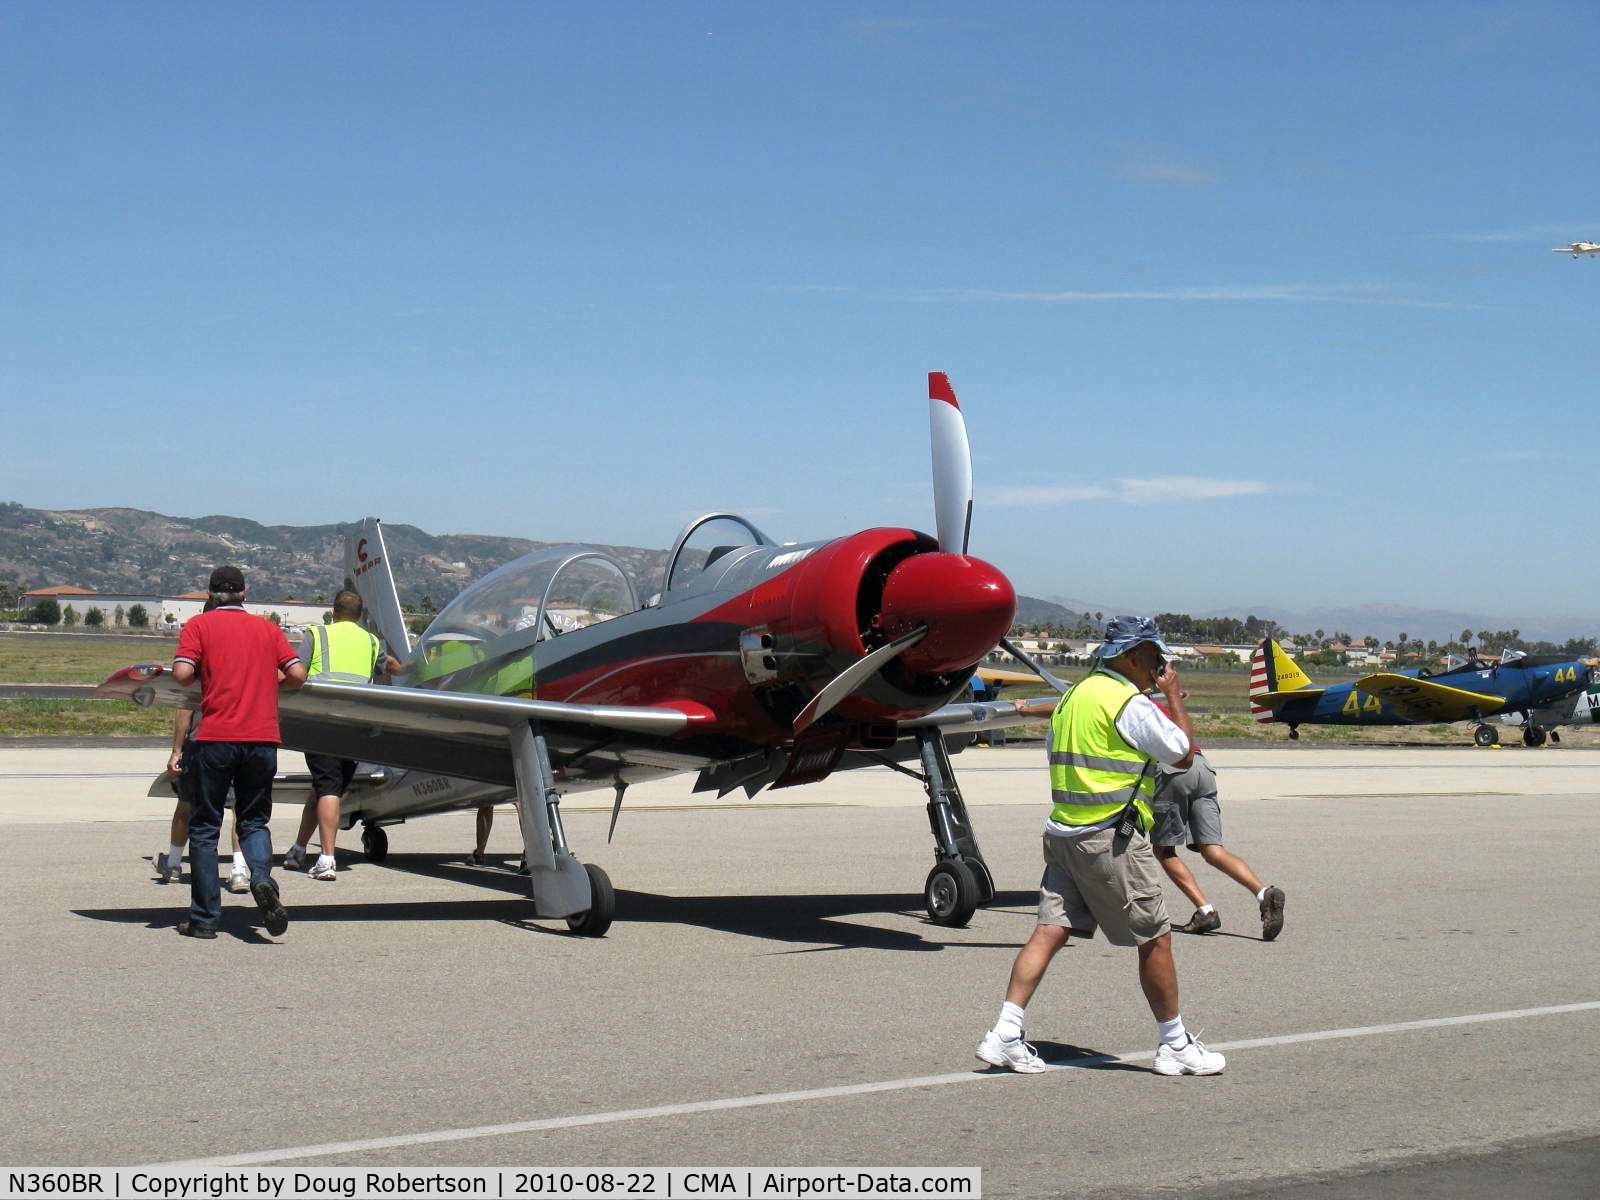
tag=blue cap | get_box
[1094,615,1171,661]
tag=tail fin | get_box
[1250,638,1312,722]
[344,518,413,660]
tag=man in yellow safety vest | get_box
[975,615,1227,1076]
[283,590,382,880]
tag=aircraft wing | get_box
[93,666,713,790]
[899,695,1057,731]
[94,665,1056,795]
[974,665,1047,686]
[1352,672,1509,721]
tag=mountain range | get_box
[1042,596,1596,647]
[2,504,1591,645]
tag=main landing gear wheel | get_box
[565,862,615,938]
[1522,727,1547,747]
[1473,725,1499,747]
[925,860,980,927]
[360,823,389,862]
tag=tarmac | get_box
[2,742,1597,1198]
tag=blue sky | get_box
[4,2,1596,621]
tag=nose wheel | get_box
[925,860,981,926]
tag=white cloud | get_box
[902,283,1470,309]
[1115,162,1220,187]
[1447,223,1598,243]
[986,476,1280,508]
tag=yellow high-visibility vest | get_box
[306,619,381,684]
[1047,670,1156,830]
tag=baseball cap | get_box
[208,565,246,593]
[1094,615,1171,661]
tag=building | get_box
[18,585,333,636]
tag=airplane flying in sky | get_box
[1551,242,1600,258]
[1248,638,1598,746]
[96,375,1059,935]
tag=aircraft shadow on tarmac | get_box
[81,853,1039,952]
[385,851,1042,951]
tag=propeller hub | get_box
[878,552,1016,675]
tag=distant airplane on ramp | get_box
[1248,638,1597,746]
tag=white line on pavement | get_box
[141,1000,1600,1170]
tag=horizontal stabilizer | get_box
[1252,688,1326,705]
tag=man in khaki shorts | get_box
[1153,749,1286,940]
[975,616,1227,1076]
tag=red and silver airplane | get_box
[96,374,1059,936]
[1551,242,1600,258]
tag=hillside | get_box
[0,503,664,607]
[3,503,1084,621]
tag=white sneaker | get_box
[1153,1035,1225,1076]
[310,857,337,881]
[226,866,251,894]
[154,850,180,883]
[975,1030,1047,1073]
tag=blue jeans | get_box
[188,741,277,929]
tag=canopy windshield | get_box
[662,513,777,594]
[411,546,638,688]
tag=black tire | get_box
[361,823,389,862]
[565,862,615,937]
[1523,727,1547,747]
[1288,727,1300,741]
[925,860,980,927]
[1473,725,1498,747]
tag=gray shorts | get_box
[1037,827,1171,946]
[1151,755,1223,850]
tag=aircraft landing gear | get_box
[360,823,389,862]
[1550,730,1562,745]
[1473,724,1500,747]
[564,862,615,937]
[913,727,995,927]
[1288,726,1300,741]
[1522,727,1548,748]
[512,720,611,936]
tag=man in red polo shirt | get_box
[172,565,306,939]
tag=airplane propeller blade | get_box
[998,637,1071,695]
[793,625,930,736]
[929,371,973,555]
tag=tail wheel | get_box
[360,823,389,862]
[925,860,980,927]
[565,863,615,938]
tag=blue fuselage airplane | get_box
[1249,639,1598,746]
